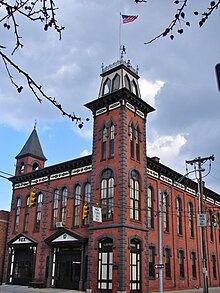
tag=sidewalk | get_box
[0,284,85,293]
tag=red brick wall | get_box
[0,210,9,284]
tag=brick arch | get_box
[94,234,116,250]
[128,235,144,251]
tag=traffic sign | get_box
[154,264,164,269]
[197,213,207,227]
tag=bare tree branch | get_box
[0,0,88,127]
[141,0,220,45]
[0,50,86,127]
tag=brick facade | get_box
[0,210,9,284]
[3,59,220,292]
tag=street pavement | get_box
[1,284,220,293]
[0,285,85,293]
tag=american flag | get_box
[121,14,138,24]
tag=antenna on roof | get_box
[34,120,37,130]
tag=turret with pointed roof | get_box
[15,127,47,176]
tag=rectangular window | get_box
[212,255,217,279]
[98,251,113,290]
[191,252,197,279]
[149,246,155,279]
[130,252,141,291]
[179,250,185,279]
[165,248,171,279]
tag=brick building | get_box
[0,210,9,284]
[3,58,220,292]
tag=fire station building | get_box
[3,58,220,292]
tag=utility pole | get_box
[158,189,163,293]
[186,155,214,293]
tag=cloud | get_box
[148,132,187,169]
[139,79,165,107]
[50,63,81,80]
[80,149,92,157]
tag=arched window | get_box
[61,187,68,223]
[109,123,115,158]
[112,74,120,91]
[103,78,111,95]
[147,186,154,229]
[35,193,43,232]
[130,239,141,292]
[130,170,140,221]
[97,238,113,291]
[14,197,21,232]
[102,126,107,160]
[73,185,81,226]
[52,189,59,228]
[23,196,30,232]
[176,197,183,235]
[20,162,25,174]
[135,125,140,161]
[188,202,194,238]
[129,123,134,159]
[163,192,169,232]
[32,162,39,171]
[83,183,91,225]
[101,169,114,221]
[209,210,214,242]
[125,74,131,90]
[131,80,138,95]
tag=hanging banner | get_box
[92,206,102,223]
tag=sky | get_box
[0,0,220,211]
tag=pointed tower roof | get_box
[16,128,47,161]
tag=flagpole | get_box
[119,13,122,60]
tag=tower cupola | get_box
[99,59,141,99]
[15,127,47,176]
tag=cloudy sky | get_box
[0,0,220,211]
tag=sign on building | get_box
[197,213,207,227]
[92,206,102,223]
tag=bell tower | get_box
[15,126,47,176]
[85,58,155,293]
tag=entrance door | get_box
[13,248,34,285]
[55,248,81,290]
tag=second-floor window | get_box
[176,197,183,235]
[52,189,59,228]
[61,187,68,223]
[163,192,169,232]
[14,197,21,233]
[23,196,30,232]
[101,169,114,221]
[147,186,154,229]
[73,185,81,226]
[83,183,91,225]
[130,170,140,221]
[188,202,194,238]
[35,193,43,232]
